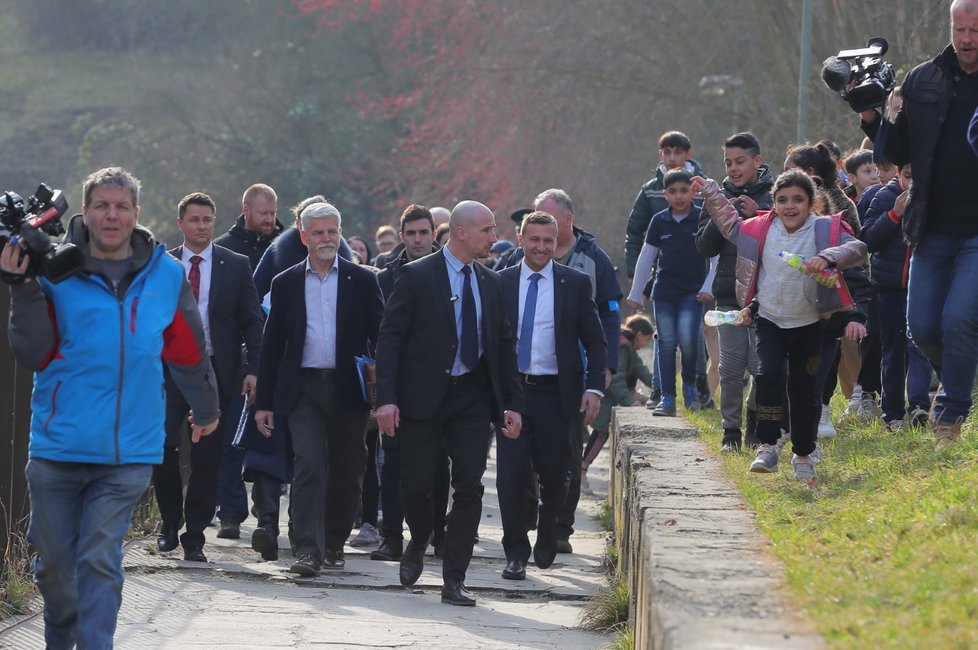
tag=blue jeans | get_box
[26,458,152,650]
[907,233,978,421]
[652,294,702,400]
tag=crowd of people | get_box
[5,0,978,646]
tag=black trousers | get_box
[555,416,586,541]
[857,290,882,394]
[496,380,570,562]
[400,378,490,584]
[362,425,380,527]
[153,378,226,551]
[288,371,370,561]
[379,438,450,541]
[755,318,821,457]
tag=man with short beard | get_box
[254,201,385,576]
[214,183,285,269]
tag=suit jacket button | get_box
[445,369,451,374]
[451,344,457,350]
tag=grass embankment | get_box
[685,396,978,649]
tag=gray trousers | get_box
[288,372,370,561]
[717,311,759,430]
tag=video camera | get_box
[821,37,898,113]
[0,184,84,283]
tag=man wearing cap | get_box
[254,200,385,576]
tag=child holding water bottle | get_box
[691,169,867,483]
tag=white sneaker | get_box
[844,384,863,418]
[792,454,818,485]
[857,392,881,420]
[817,407,837,439]
[809,441,823,464]
[348,522,381,547]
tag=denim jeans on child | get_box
[652,293,702,402]
[26,458,152,650]
[907,233,978,422]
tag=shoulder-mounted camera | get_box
[0,184,84,284]
[822,37,898,113]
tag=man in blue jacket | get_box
[1,167,220,649]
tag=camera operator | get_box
[856,0,978,447]
[1,167,220,649]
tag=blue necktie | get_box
[518,272,542,372]
[460,265,478,371]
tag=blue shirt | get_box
[645,206,708,301]
[443,246,484,374]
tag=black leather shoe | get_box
[555,538,573,554]
[157,524,179,553]
[370,538,403,561]
[399,540,425,587]
[502,559,526,580]
[323,549,345,570]
[440,581,476,606]
[251,526,279,561]
[533,536,557,570]
[290,555,320,577]
[216,518,241,540]
[183,547,207,563]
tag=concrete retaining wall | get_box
[609,408,824,649]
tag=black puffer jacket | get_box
[858,178,910,290]
[213,214,286,270]
[862,44,958,245]
[694,164,775,307]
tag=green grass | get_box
[684,395,978,648]
[1,521,37,619]
[603,624,634,650]
[579,571,629,632]
[596,498,614,532]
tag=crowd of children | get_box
[625,129,936,484]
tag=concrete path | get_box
[0,444,612,649]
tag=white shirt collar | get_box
[305,254,340,275]
[182,243,213,263]
[520,259,553,280]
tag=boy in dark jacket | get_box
[858,164,933,430]
[695,132,774,450]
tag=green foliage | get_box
[686,396,978,649]
[580,572,629,632]
[127,488,160,541]
[1,519,36,619]
[604,625,634,650]
[596,498,614,532]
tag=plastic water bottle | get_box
[704,309,748,327]
[777,251,840,288]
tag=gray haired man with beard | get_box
[254,201,385,577]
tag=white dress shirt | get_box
[181,244,213,355]
[301,256,340,369]
[444,247,484,374]
[517,260,558,375]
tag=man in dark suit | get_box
[371,204,448,563]
[153,192,264,562]
[255,201,385,577]
[497,211,607,579]
[376,200,525,607]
